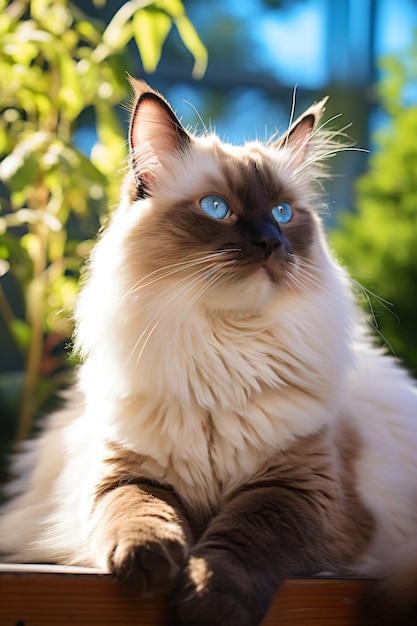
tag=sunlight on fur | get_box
[1,79,417,626]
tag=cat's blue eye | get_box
[200,195,230,220]
[272,201,293,225]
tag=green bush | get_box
[0,0,206,442]
[332,39,417,375]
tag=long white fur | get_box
[1,112,417,576]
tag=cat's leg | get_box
[89,481,193,595]
[172,486,331,626]
[172,428,374,626]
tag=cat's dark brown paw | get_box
[110,538,185,595]
[171,550,275,626]
[358,579,417,626]
[92,484,192,596]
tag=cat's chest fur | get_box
[89,296,349,510]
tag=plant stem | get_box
[16,196,49,442]
[16,286,44,441]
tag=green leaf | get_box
[31,1,73,36]
[20,233,42,264]
[0,151,41,204]
[48,229,67,263]
[156,0,207,78]
[132,7,173,74]
[101,1,138,50]
[0,234,32,284]
[174,13,208,79]
[0,131,49,188]
[92,102,126,177]
[60,144,108,186]
[10,319,31,351]
[75,20,102,46]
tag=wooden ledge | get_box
[0,565,371,625]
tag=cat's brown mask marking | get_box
[123,82,323,295]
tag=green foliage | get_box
[0,0,206,442]
[331,39,417,375]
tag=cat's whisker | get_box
[287,256,323,277]
[173,262,238,331]
[124,262,223,369]
[125,258,220,297]
[124,250,240,298]
[291,262,323,284]
[127,249,231,284]
[282,273,299,296]
[317,121,353,144]
[177,272,242,341]
[293,269,324,291]
[356,282,380,331]
[290,146,369,180]
[350,278,399,339]
[129,260,237,370]
[183,99,209,136]
[168,260,238,328]
[290,255,323,272]
[134,278,213,368]
[281,85,298,156]
[285,272,316,294]
[352,279,397,355]
[291,263,323,282]
[350,279,394,310]
[158,260,237,340]
[279,113,343,175]
[286,259,324,292]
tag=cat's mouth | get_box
[259,262,278,283]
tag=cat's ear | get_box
[128,78,191,195]
[274,97,328,168]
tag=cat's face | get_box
[121,82,329,312]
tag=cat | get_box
[1,79,417,626]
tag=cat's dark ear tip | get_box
[127,75,154,98]
[293,96,329,133]
[309,95,329,119]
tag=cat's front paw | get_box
[110,536,185,595]
[171,550,275,626]
[91,484,192,596]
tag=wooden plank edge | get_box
[0,570,372,626]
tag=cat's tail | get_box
[360,541,417,626]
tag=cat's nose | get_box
[255,237,281,257]
[252,218,282,257]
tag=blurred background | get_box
[1,0,417,465]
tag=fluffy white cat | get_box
[1,80,417,626]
